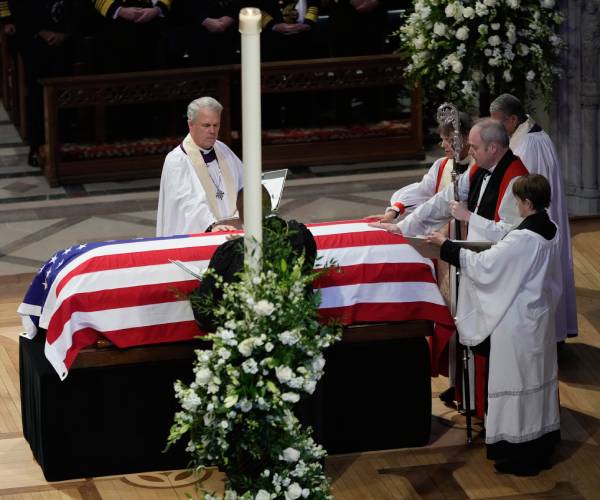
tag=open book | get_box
[403,236,493,260]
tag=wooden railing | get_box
[40,54,423,186]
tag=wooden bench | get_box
[41,54,423,186]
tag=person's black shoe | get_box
[28,147,39,167]
[439,386,456,407]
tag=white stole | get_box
[509,116,536,152]
[183,134,237,221]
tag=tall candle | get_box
[239,7,263,272]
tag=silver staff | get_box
[436,102,473,444]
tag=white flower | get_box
[275,365,294,383]
[526,70,536,81]
[182,392,201,412]
[220,420,229,429]
[475,2,489,16]
[254,299,275,316]
[265,342,274,352]
[242,358,259,374]
[418,5,431,19]
[279,330,300,345]
[541,0,555,8]
[483,0,496,6]
[311,355,326,372]
[433,22,447,37]
[451,60,463,73]
[472,70,483,82]
[303,379,317,394]
[491,23,500,30]
[503,70,513,82]
[238,338,254,357]
[463,6,475,18]
[507,0,519,6]
[240,399,252,412]
[218,347,231,360]
[456,26,469,40]
[195,368,212,386]
[478,24,488,35]
[414,36,426,50]
[437,80,446,90]
[285,483,303,500]
[488,57,501,66]
[282,392,300,403]
[301,489,310,498]
[488,35,501,47]
[484,48,492,56]
[444,2,463,21]
[225,394,239,408]
[255,491,271,500]
[281,447,301,462]
[289,377,304,389]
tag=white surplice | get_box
[510,118,578,340]
[156,139,243,237]
[397,166,523,243]
[455,225,562,444]
[389,156,474,215]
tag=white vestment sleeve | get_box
[468,177,523,242]
[157,149,216,237]
[390,158,444,213]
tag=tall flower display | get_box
[167,227,342,499]
[398,0,565,109]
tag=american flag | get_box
[18,220,454,380]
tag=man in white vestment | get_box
[370,119,529,420]
[490,93,577,341]
[427,174,562,476]
[156,96,243,237]
[379,112,475,222]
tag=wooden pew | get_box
[41,54,423,187]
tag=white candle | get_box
[239,7,263,272]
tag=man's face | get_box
[491,111,519,136]
[468,127,495,169]
[188,108,221,149]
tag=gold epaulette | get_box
[305,6,319,23]
[0,0,11,18]
[261,11,274,28]
[94,0,115,17]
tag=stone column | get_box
[552,0,600,215]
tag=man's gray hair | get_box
[187,96,223,122]
[475,118,510,147]
[489,93,527,122]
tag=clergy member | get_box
[490,93,577,341]
[427,174,562,476]
[156,96,243,237]
[370,118,529,419]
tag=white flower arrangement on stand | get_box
[398,0,565,109]
[167,230,342,499]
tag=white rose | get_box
[195,367,212,386]
[279,330,300,345]
[526,70,536,81]
[218,347,231,360]
[507,0,519,6]
[491,23,500,30]
[285,483,303,500]
[414,36,426,50]
[437,80,447,90]
[451,60,463,73]
[275,365,294,383]
[518,44,530,56]
[475,2,489,16]
[444,2,463,20]
[182,393,201,412]
[240,399,253,412]
[488,57,500,66]
[311,355,326,371]
[265,342,274,352]
[303,379,317,394]
[289,376,304,389]
[238,338,254,357]
[463,6,475,18]
[301,489,310,498]
[255,491,271,500]
[541,0,555,8]
[478,24,488,35]
[242,358,259,374]
[281,447,301,462]
[456,26,469,40]
[433,22,447,37]
[282,392,300,403]
[254,299,274,316]
[419,5,431,19]
[483,0,496,6]
[488,35,501,47]
[503,70,513,82]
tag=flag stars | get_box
[58,260,64,268]
[62,247,72,255]
[49,255,57,264]
[42,281,48,290]
[77,244,87,250]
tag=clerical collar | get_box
[200,148,216,164]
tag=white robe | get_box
[397,166,523,243]
[156,139,243,237]
[389,156,474,215]
[455,226,562,444]
[511,118,578,340]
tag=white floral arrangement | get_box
[167,238,342,499]
[398,0,565,108]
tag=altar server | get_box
[490,93,577,341]
[427,174,561,476]
[157,96,243,237]
[371,118,528,419]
